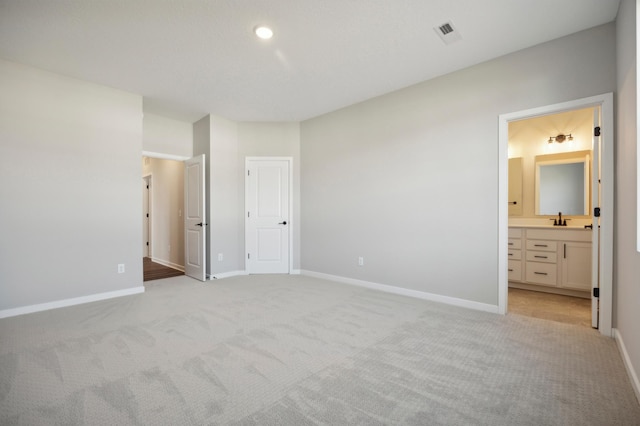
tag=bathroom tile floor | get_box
[508,287,592,328]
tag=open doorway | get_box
[141,155,186,281]
[498,93,614,337]
[506,107,594,327]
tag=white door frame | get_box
[245,156,294,274]
[498,93,614,337]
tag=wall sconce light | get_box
[548,133,573,144]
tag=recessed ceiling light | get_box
[254,26,273,40]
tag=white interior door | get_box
[591,108,601,329]
[184,154,206,281]
[246,159,290,274]
[142,176,150,258]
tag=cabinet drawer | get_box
[508,228,522,238]
[525,251,557,263]
[507,249,522,260]
[525,240,557,252]
[507,238,522,250]
[508,260,522,281]
[525,262,557,286]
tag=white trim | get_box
[614,328,640,404]
[245,157,294,274]
[291,269,302,275]
[0,286,145,319]
[211,270,248,280]
[142,151,190,161]
[637,0,640,253]
[151,257,185,272]
[498,93,614,336]
[301,270,499,314]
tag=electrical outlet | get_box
[218,253,224,261]
[117,264,125,273]
[358,257,364,266]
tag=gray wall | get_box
[143,113,192,158]
[209,115,240,275]
[300,23,616,306]
[0,59,143,311]
[192,114,243,277]
[615,0,640,397]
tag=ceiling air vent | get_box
[434,20,462,45]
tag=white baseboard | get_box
[211,270,247,280]
[613,328,640,404]
[0,286,145,319]
[211,270,300,279]
[151,257,185,272]
[301,270,499,314]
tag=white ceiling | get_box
[0,0,620,123]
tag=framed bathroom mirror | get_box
[535,151,591,216]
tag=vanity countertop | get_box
[508,224,591,230]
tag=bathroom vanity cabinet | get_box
[508,227,591,297]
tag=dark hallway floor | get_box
[143,257,184,281]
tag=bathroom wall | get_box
[508,107,594,227]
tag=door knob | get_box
[278,221,287,225]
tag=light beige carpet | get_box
[1,274,638,425]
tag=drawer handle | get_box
[508,268,513,272]
[534,255,548,259]
[508,253,513,256]
[534,244,548,247]
[508,242,513,246]
[534,272,548,276]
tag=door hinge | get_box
[247,211,250,218]
[594,126,601,137]
[247,170,250,176]
[594,207,601,217]
[247,253,250,260]
[593,288,599,298]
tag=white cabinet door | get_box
[562,241,592,291]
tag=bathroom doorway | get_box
[506,107,594,328]
[498,93,614,336]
